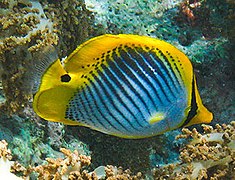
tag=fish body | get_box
[33,34,213,138]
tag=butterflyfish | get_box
[33,34,213,139]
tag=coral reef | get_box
[40,0,94,57]
[69,126,182,173]
[0,0,94,170]
[0,0,58,113]
[85,0,183,38]
[0,0,234,180]
[46,122,65,150]
[0,140,143,179]
[1,121,234,179]
[152,121,235,180]
[0,104,90,169]
[0,140,24,179]
[0,0,58,53]
[224,0,235,58]
[26,148,92,179]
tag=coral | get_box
[0,140,12,161]
[28,149,144,179]
[103,165,143,180]
[0,140,143,179]
[27,148,91,179]
[179,0,204,22]
[0,0,94,169]
[46,122,65,150]
[0,107,90,169]
[152,121,235,180]
[1,122,235,179]
[225,0,235,42]
[0,139,92,179]
[86,0,183,38]
[40,0,95,56]
[0,0,58,113]
[67,125,180,173]
[0,0,58,53]
[0,140,24,180]
[176,0,235,43]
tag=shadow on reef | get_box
[66,125,183,173]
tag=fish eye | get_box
[61,74,71,82]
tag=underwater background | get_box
[0,0,234,179]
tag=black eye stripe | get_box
[61,74,71,82]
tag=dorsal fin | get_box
[63,34,193,86]
[63,34,173,73]
[32,46,59,93]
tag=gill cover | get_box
[33,49,82,125]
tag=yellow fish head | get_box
[33,58,82,125]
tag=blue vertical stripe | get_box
[113,50,164,109]
[90,71,140,132]
[134,48,178,100]
[124,48,174,103]
[156,50,183,92]
[123,50,168,106]
[100,63,147,127]
[84,85,114,130]
[106,55,152,119]
[96,66,145,129]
